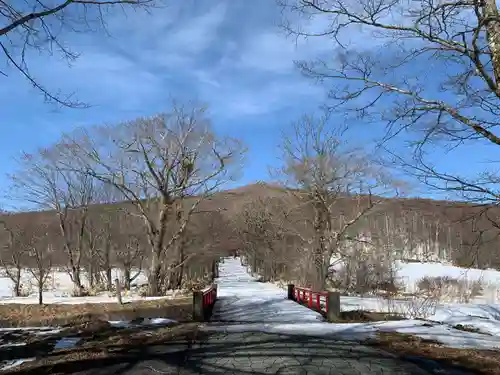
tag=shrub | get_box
[416,276,483,303]
[12,282,32,297]
[417,276,458,297]
[332,256,402,296]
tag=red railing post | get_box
[291,286,340,320]
[194,284,218,322]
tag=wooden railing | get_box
[294,286,328,314]
[287,284,340,322]
[193,284,218,322]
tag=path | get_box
[44,257,471,375]
[188,258,471,375]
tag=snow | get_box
[108,317,177,328]
[396,261,500,299]
[207,257,500,350]
[0,293,174,305]
[0,358,35,371]
[0,268,187,304]
[0,342,26,348]
[0,326,60,334]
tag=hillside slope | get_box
[0,183,499,269]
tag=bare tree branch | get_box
[0,0,157,107]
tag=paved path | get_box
[27,258,472,375]
[192,258,472,375]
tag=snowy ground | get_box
[0,268,188,304]
[396,260,500,304]
[3,257,500,372]
[206,257,500,350]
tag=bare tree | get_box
[82,213,103,290]
[25,223,53,305]
[0,0,156,107]
[279,0,500,205]
[9,145,96,296]
[0,220,27,297]
[59,103,246,295]
[235,197,292,281]
[108,206,145,290]
[117,234,144,290]
[274,114,397,290]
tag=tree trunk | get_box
[176,261,184,289]
[88,262,95,289]
[174,243,185,289]
[14,268,21,297]
[123,267,131,290]
[105,267,112,292]
[38,280,43,305]
[148,250,162,296]
[71,268,85,296]
[484,0,500,89]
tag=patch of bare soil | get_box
[365,331,500,375]
[0,297,191,328]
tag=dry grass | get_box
[366,331,500,375]
[330,310,404,323]
[0,297,192,327]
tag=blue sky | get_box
[0,0,498,207]
[1,1,327,195]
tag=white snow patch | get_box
[108,317,177,328]
[0,326,60,334]
[0,358,35,371]
[108,320,131,328]
[143,318,177,326]
[0,268,188,304]
[0,342,26,348]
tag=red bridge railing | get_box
[203,284,217,307]
[294,286,329,314]
[288,284,340,322]
[193,284,218,322]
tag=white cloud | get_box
[236,28,331,74]
[197,76,324,119]
[104,1,228,70]
[1,0,330,122]
[167,2,227,55]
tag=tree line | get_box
[2,104,500,302]
[0,103,241,302]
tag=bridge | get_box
[67,257,471,375]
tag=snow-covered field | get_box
[333,261,500,348]
[0,268,188,304]
[397,260,500,303]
